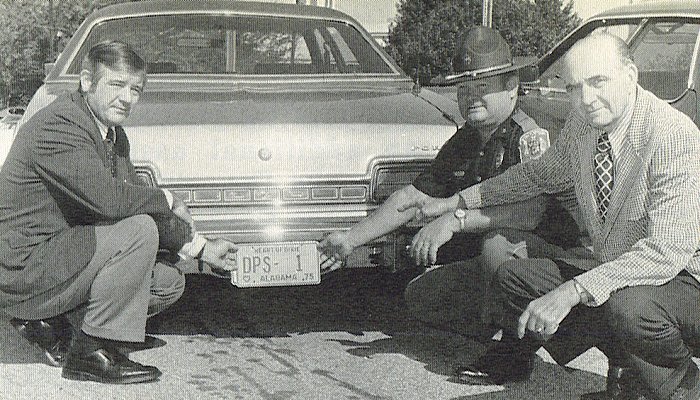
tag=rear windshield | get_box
[67,14,394,75]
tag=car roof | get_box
[593,0,700,20]
[87,0,356,22]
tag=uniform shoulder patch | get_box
[518,128,550,162]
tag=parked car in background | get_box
[0,106,24,166]
[519,0,700,137]
[16,1,463,286]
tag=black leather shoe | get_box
[62,347,162,384]
[580,365,648,400]
[454,341,535,385]
[10,316,72,367]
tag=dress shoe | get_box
[668,363,700,400]
[454,341,535,385]
[10,316,72,367]
[580,365,648,399]
[62,347,161,384]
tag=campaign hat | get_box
[439,26,527,85]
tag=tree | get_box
[387,0,580,85]
[0,0,137,106]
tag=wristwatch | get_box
[454,208,467,231]
[572,280,592,305]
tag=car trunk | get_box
[125,89,460,183]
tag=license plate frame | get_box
[230,241,320,288]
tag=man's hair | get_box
[608,33,635,67]
[568,32,634,68]
[79,41,146,91]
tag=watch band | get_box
[572,280,592,305]
[454,209,467,231]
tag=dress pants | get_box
[4,215,186,342]
[492,229,700,399]
[404,229,539,339]
[605,272,700,399]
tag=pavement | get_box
[0,269,696,400]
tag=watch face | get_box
[455,209,466,218]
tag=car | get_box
[518,0,700,137]
[0,106,24,166]
[16,1,463,286]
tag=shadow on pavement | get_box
[0,269,606,398]
[145,270,605,398]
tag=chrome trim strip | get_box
[444,62,513,80]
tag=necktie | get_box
[594,131,614,221]
[104,127,117,177]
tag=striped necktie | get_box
[104,127,117,177]
[594,131,614,221]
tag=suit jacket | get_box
[0,91,186,308]
[459,86,700,305]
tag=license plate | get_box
[230,241,320,288]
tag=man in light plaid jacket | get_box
[403,33,700,400]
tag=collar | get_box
[83,95,111,141]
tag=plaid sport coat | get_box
[459,86,700,305]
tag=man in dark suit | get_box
[0,41,238,384]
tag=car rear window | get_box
[67,14,393,75]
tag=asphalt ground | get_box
[0,267,675,400]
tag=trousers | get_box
[4,215,186,342]
[493,229,700,400]
[403,227,553,339]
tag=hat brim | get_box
[431,61,528,86]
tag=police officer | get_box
[319,26,577,334]
[319,26,560,267]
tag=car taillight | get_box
[134,168,155,187]
[371,161,431,203]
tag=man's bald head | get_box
[564,33,634,72]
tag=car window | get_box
[536,19,699,101]
[67,14,393,75]
[632,21,699,100]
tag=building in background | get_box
[255,1,684,46]
[258,0,397,45]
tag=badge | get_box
[518,128,550,162]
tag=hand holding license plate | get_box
[230,241,320,287]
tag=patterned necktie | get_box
[594,131,614,221]
[104,127,117,177]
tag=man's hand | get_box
[398,194,460,220]
[172,195,195,231]
[409,213,460,266]
[517,280,580,339]
[200,238,238,271]
[318,232,355,273]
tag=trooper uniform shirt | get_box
[413,108,533,198]
[412,108,581,249]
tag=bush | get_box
[0,0,135,107]
[387,0,581,84]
